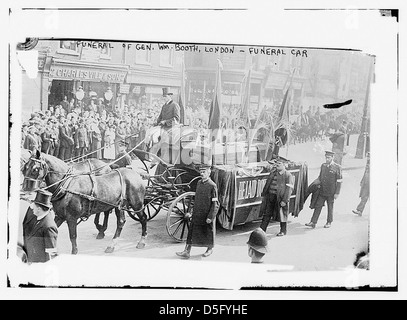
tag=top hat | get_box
[325,150,335,157]
[33,189,53,209]
[162,87,173,96]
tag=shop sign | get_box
[132,85,141,94]
[120,84,130,94]
[49,65,127,83]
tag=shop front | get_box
[125,69,181,112]
[46,58,129,114]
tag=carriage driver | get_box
[154,87,181,165]
[176,163,219,259]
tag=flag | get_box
[178,59,186,124]
[240,68,252,128]
[208,59,223,130]
[277,71,295,124]
[273,71,295,155]
[278,87,291,122]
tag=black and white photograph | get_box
[2,2,404,301]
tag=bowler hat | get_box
[33,189,53,209]
[162,87,173,96]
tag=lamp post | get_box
[355,58,374,159]
[75,86,85,116]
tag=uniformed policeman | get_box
[247,228,269,263]
[305,150,342,228]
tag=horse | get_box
[21,149,113,240]
[22,150,147,255]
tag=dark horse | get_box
[22,150,147,254]
[21,149,113,240]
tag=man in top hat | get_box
[305,150,342,229]
[247,228,269,263]
[259,158,294,236]
[155,87,181,164]
[176,163,219,259]
[22,189,58,263]
[156,87,181,128]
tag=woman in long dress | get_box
[104,125,116,160]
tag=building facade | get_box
[20,40,183,120]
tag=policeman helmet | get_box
[247,228,269,254]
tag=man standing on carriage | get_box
[176,163,219,259]
[154,87,181,165]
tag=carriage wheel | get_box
[166,192,195,242]
[127,196,164,222]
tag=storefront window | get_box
[58,41,79,55]
[135,50,151,65]
[100,46,112,60]
[160,47,174,67]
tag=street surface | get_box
[18,134,369,272]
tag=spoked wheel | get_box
[127,196,165,222]
[166,192,195,242]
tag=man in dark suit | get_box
[259,159,294,236]
[23,189,58,263]
[59,117,74,160]
[155,87,181,165]
[305,151,343,228]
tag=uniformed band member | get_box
[110,141,132,169]
[176,163,219,259]
[353,152,370,216]
[247,228,269,263]
[305,150,342,228]
[259,159,294,236]
[23,189,58,263]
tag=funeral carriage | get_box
[129,122,309,242]
[21,121,308,254]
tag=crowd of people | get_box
[21,98,167,162]
[289,107,364,145]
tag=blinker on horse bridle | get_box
[22,157,50,192]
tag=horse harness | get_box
[59,169,129,222]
